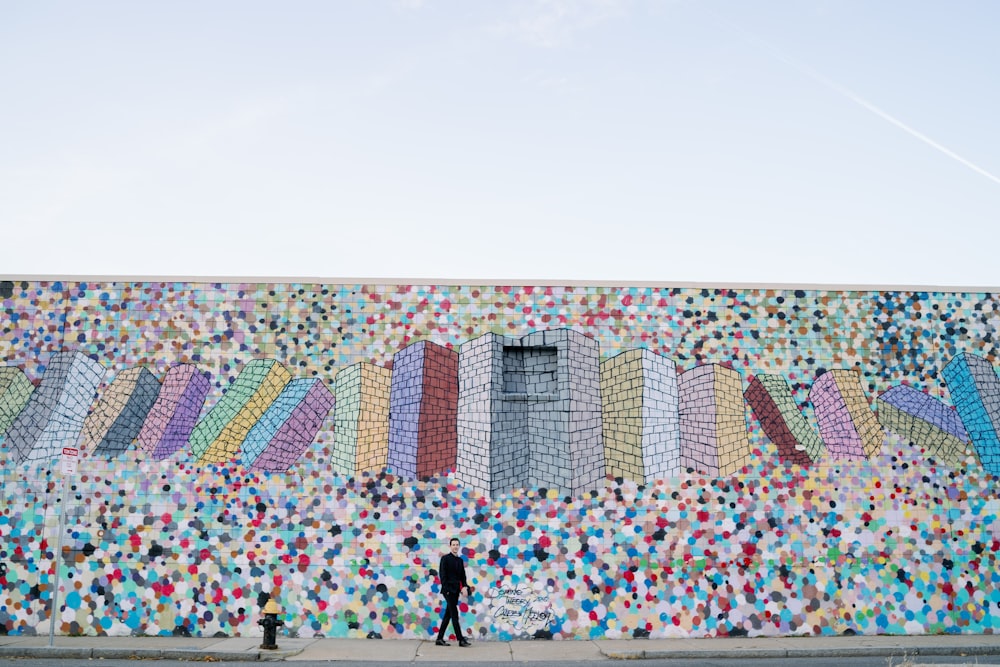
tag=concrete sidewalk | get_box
[1,633,1000,662]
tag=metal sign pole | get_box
[48,479,68,647]
[48,447,77,647]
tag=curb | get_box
[604,644,1000,660]
[605,648,788,660]
[2,642,998,662]
[0,647,93,660]
[0,646,303,661]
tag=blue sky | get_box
[2,1,998,287]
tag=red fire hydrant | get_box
[258,598,284,650]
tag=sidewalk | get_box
[2,633,1000,662]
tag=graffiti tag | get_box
[489,586,552,633]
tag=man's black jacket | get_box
[439,552,468,594]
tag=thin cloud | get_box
[496,0,629,48]
[796,65,1000,187]
[729,19,1000,188]
[523,71,578,93]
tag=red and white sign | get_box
[61,447,79,475]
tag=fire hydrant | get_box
[258,598,284,650]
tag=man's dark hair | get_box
[450,538,460,545]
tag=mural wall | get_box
[2,278,1000,640]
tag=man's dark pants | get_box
[437,589,463,640]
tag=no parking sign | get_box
[61,447,78,475]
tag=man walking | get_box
[435,537,472,647]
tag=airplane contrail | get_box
[726,19,1000,188]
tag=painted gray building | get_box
[457,329,605,496]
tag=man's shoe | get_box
[435,639,450,646]
[459,639,471,647]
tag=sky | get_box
[2,1,998,288]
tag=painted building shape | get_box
[242,378,335,472]
[745,373,824,465]
[942,353,1000,474]
[877,384,972,468]
[5,351,105,464]
[388,341,459,479]
[678,363,751,476]
[82,367,161,456]
[192,359,292,464]
[0,366,34,435]
[809,369,883,459]
[456,329,605,496]
[333,362,392,475]
[600,348,680,482]
[137,364,211,460]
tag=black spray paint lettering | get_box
[489,586,552,631]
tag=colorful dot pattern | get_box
[2,279,1000,641]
